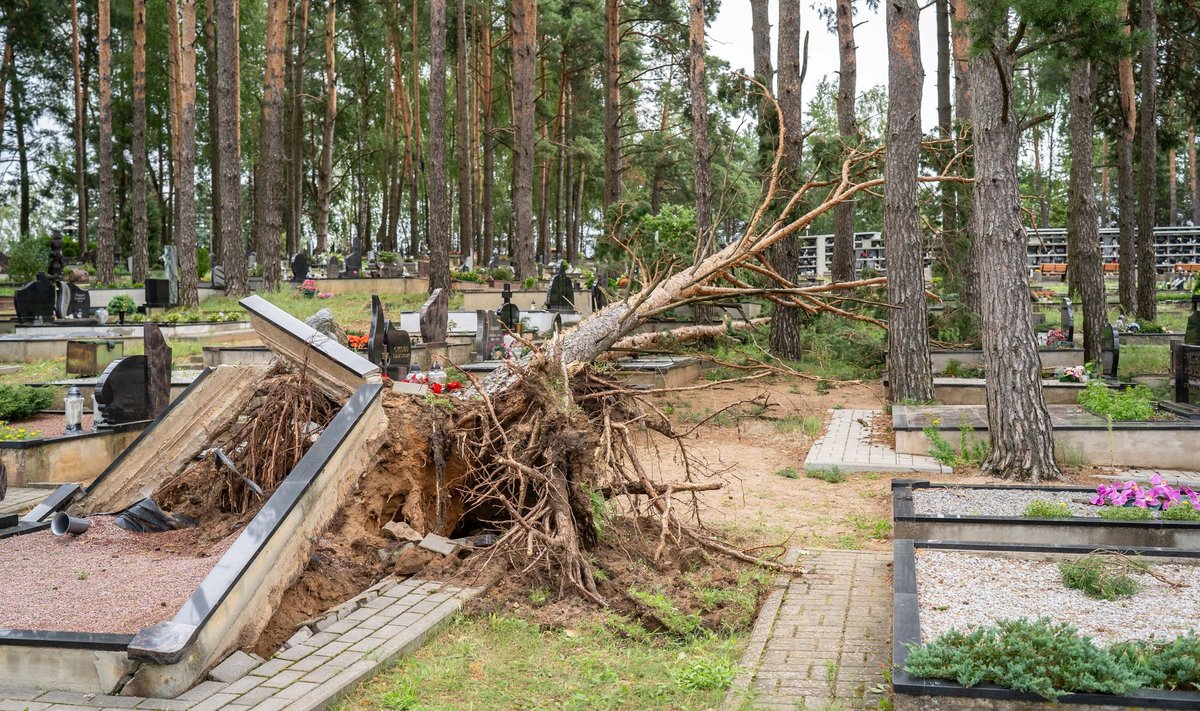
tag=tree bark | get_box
[131,0,150,282]
[831,0,857,282]
[603,0,621,231]
[970,9,1060,482]
[884,0,932,403]
[12,75,28,238]
[288,0,311,257]
[429,0,451,291]
[456,0,474,263]
[70,5,88,256]
[750,0,773,182]
[96,0,115,284]
[511,0,537,278]
[1191,123,1199,227]
[315,0,336,255]
[176,0,200,306]
[254,0,289,291]
[947,0,976,313]
[689,0,714,259]
[481,14,495,264]
[205,0,223,267]
[1068,60,1104,366]
[769,0,804,359]
[217,0,248,295]
[936,0,953,239]
[1116,0,1136,314]
[1134,0,1157,322]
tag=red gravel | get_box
[0,517,237,634]
[7,413,96,439]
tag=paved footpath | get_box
[803,409,949,475]
[725,549,892,711]
[0,577,480,711]
[0,487,47,516]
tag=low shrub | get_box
[1162,502,1200,521]
[490,266,515,282]
[0,385,53,422]
[1111,634,1200,691]
[1078,380,1155,421]
[1022,500,1073,519]
[805,467,846,484]
[1098,506,1154,521]
[1059,553,1145,600]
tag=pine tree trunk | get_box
[217,0,247,296]
[13,76,28,238]
[970,12,1059,482]
[689,0,714,259]
[830,0,856,282]
[205,0,223,266]
[481,15,495,264]
[769,0,804,359]
[935,0,953,238]
[884,0,932,403]
[511,0,537,278]
[455,0,473,262]
[1100,137,1110,227]
[254,0,288,292]
[603,0,621,229]
[947,0,976,314]
[315,0,336,255]
[70,6,88,255]
[131,0,149,282]
[1134,0,1157,322]
[176,0,200,306]
[96,0,116,284]
[750,0,773,182]
[1191,123,1199,227]
[429,0,451,291]
[1068,61,1104,366]
[1116,0,1137,314]
[288,0,310,257]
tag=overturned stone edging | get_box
[892,480,1200,550]
[892,539,1200,711]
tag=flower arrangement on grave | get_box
[346,334,368,349]
[1092,474,1200,512]
[1058,365,1088,383]
[1045,328,1071,349]
[317,292,334,299]
[298,278,318,298]
[429,381,462,395]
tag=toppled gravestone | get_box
[304,308,349,347]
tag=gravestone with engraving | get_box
[475,309,506,360]
[367,295,412,379]
[95,356,151,425]
[291,253,310,283]
[420,288,449,345]
[211,265,226,290]
[544,263,575,313]
[1100,323,1120,379]
[327,255,341,279]
[497,283,521,330]
[57,283,91,319]
[144,323,172,418]
[1173,343,1200,406]
[15,273,57,323]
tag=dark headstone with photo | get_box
[544,263,575,312]
[143,323,172,419]
[1100,323,1120,379]
[15,273,57,323]
[497,283,520,330]
[367,295,412,380]
[475,309,506,360]
[56,282,91,319]
[95,356,151,425]
[420,288,449,345]
[291,253,310,283]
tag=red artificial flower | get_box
[430,382,443,394]
[447,381,463,391]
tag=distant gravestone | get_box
[145,279,172,307]
[212,265,226,290]
[48,231,65,279]
[1186,296,1200,347]
[344,239,363,277]
[591,281,607,312]
[1101,323,1120,379]
[291,253,310,283]
[1060,297,1075,343]
[15,273,57,323]
[367,295,411,380]
[95,356,151,425]
[544,263,575,313]
[1173,343,1200,405]
[497,283,520,330]
[327,255,341,279]
[63,283,91,317]
[305,308,349,346]
[420,288,449,344]
[475,309,506,360]
[144,323,172,419]
[163,245,180,307]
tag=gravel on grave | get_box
[10,413,96,439]
[0,517,237,634]
[912,487,1101,518]
[917,549,1200,646]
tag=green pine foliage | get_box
[1110,634,1200,691]
[1058,554,1146,601]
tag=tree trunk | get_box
[96,0,116,284]
[1191,123,1199,227]
[288,0,310,257]
[831,0,856,282]
[1068,61,1104,366]
[603,0,621,230]
[936,0,953,239]
[456,0,474,263]
[511,0,537,278]
[254,0,289,291]
[1168,149,1177,227]
[769,0,804,359]
[70,5,88,256]
[481,14,495,264]
[1134,0,1157,322]
[217,0,247,295]
[1116,0,1136,314]
[206,0,223,266]
[428,0,451,291]
[947,0,976,313]
[970,11,1059,482]
[884,0,932,403]
[176,0,200,306]
[132,0,150,282]
[689,0,714,260]
[315,0,336,255]
[1100,137,1110,227]
[12,76,28,238]
[750,0,773,182]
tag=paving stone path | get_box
[0,577,479,711]
[803,409,949,475]
[0,487,46,516]
[726,549,892,711]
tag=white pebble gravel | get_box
[916,549,1200,646]
[913,488,1100,518]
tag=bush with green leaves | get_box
[107,295,137,315]
[0,385,53,422]
[196,246,211,279]
[7,237,50,283]
[1077,380,1155,421]
[490,266,515,282]
[904,618,1142,700]
[1110,634,1200,691]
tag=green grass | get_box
[805,467,847,484]
[197,288,457,333]
[773,414,823,437]
[1022,500,1073,519]
[1118,345,1172,378]
[772,467,800,479]
[331,614,746,710]
[1098,506,1154,521]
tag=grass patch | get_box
[1059,553,1145,600]
[198,288,447,333]
[1163,503,1200,521]
[805,467,847,484]
[1118,345,1171,378]
[1098,506,1154,521]
[772,467,800,480]
[1022,500,1073,519]
[1078,380,1156,421]
[773,414,823,437]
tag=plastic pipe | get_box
[50,512,91,536]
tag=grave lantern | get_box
[64,386,84,435]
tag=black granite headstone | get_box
[145,278,172,308]
[49,231,65,278]
[1173,343,1200,405]
[15,273,57,322]
[345,239,363,277]
[291,253,310,283]
[384,325,411,380]
[497,283,521,330]
[420,288,449,344]
[1186,296,1200,346]
[59,282,91,318]
[544,263,575,312]
[1100,323,1120,379]
[95,356,151,425]
[368,295,387,366]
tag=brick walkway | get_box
[726,549,892,711]
[804,409,949,475]
[0,577,480,711]
[0,487,47,516]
